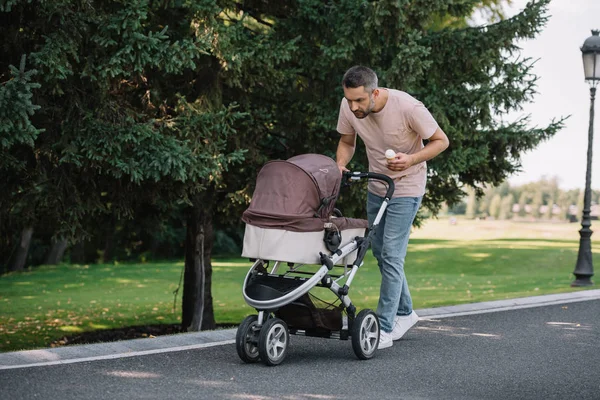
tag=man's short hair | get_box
[342,66,378,92]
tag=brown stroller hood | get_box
[242,154,368,232]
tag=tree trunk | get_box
[10,227,34,272]
[45,237,68,265]
[182,199,216,331]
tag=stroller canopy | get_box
[242,154,366,232]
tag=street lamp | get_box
[572,30,600,287]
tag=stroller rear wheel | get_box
[351,309,379,360]
[258,317,289,366]
[236,315,260,363]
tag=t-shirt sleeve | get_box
[336,99,356,135]
[409,102,439,140]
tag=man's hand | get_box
[386,152,415,172]
[387,127,448,172]
[337,164,350,176]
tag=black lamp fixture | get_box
[572,30,600,287]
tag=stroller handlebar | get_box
[343,171,395,199]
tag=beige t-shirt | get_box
[337,89,439,198]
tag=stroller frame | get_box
[236,171,395,366]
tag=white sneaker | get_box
[378,330,393,349]
[391,311,419,341]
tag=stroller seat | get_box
[242,220,367,265]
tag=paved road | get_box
[1,297,599,400]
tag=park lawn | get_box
[1,219,598,353]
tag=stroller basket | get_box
[245,272,308,301]
[275,293,343,332]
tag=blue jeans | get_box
[367,192,422,333]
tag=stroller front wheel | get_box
[236,315,260,363]
[258,317,289,366]
[351,309,380,360]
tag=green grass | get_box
[1,218,598,353]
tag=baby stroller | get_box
[236,153,394,366]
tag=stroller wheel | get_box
[258,317,289,366]
[351,309,380,360]
[236,315,260,363]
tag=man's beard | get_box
[353,98,375,119]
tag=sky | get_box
[491,0,600,190]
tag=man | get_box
[336,66,449,349]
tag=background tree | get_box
[500,194,514,220]
[576,189,585,222]
[530,191,543,219]
[478,188,493,218]
[465,187,478,219]
[446,178,598,222]
[543,195,554,220]
[489,194,503,219]
[516,191,528,217]
[557,191,570,221]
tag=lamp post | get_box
[572,30,600,287]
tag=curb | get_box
[2,289,600,370]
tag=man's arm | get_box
[336,133,356,174]
[387,127,449,172]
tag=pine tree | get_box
[0,1,273,326]
[0,55,42,271]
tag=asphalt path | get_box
[1,299,599,400]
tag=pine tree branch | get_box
[234,3,273,28]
